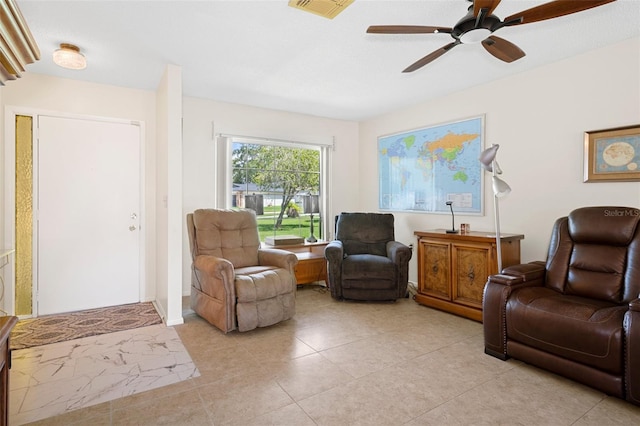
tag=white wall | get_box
[0,73,159,309]
[360,37,640,283]
[181,97,360,294]
[3,37,638,311]
[155,64,184,326]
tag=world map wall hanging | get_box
[378,115,485,215]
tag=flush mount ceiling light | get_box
[53,43,86,70]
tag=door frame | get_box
[3,107,146,317]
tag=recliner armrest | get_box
[629,297,640,312]
[488,274,524,286]
[324,240,344,298]
[483,261,545,359]
[386,241,412,264]
[324,240,344,262]
[258,248,298,271]
[194,255,234,279]
[495,261,546,284]
[192,255,235,299]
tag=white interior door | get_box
[37,115,141,315]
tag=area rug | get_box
[9,324,200,425]
[10,302,163,350]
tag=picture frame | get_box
[584,124,640,182]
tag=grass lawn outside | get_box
[256,205,321,241]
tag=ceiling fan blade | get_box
[481,36,525,63]
[402,42,459,73]
[503,0,616,26]
[473,0,502,17]
[367,25,452,34]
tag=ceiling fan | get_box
[367,0,617,73]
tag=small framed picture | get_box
[584,124,640,182]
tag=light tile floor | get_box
[20,284,640,425]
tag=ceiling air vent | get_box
[288,0,355,20]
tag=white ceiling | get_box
[17,0,640,121]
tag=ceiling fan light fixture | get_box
[53,43,86,70]
[367,0,618,73]
[460,28,492,44]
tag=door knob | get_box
[129,225,137,231]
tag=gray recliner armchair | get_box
[187,208,298,333]
[324,212,412,301]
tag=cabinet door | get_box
[419,240,451,300]
[452,243,490,309]
[295,258,327,285]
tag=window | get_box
[221,135,331,243]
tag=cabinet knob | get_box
[432,263,438,274]
[467,266,475,281]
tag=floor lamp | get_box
[304,195,319,243]
[479,144,511,273]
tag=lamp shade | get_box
[303,195,319,214]
[479,144,499,171]
[492,176,511,198]
[53,43,86,70]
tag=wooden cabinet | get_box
[0,316,17,426]
[414,230,524,322]
[294,252,327,284]
[264,241,328,285]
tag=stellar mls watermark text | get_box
[604,208,640,217]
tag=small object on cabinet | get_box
[264,235,304,246]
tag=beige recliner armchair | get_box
[186,208,298,333]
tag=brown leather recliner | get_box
[324,212,412,301]
[483,206,640,405]
[187,209,298,333]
